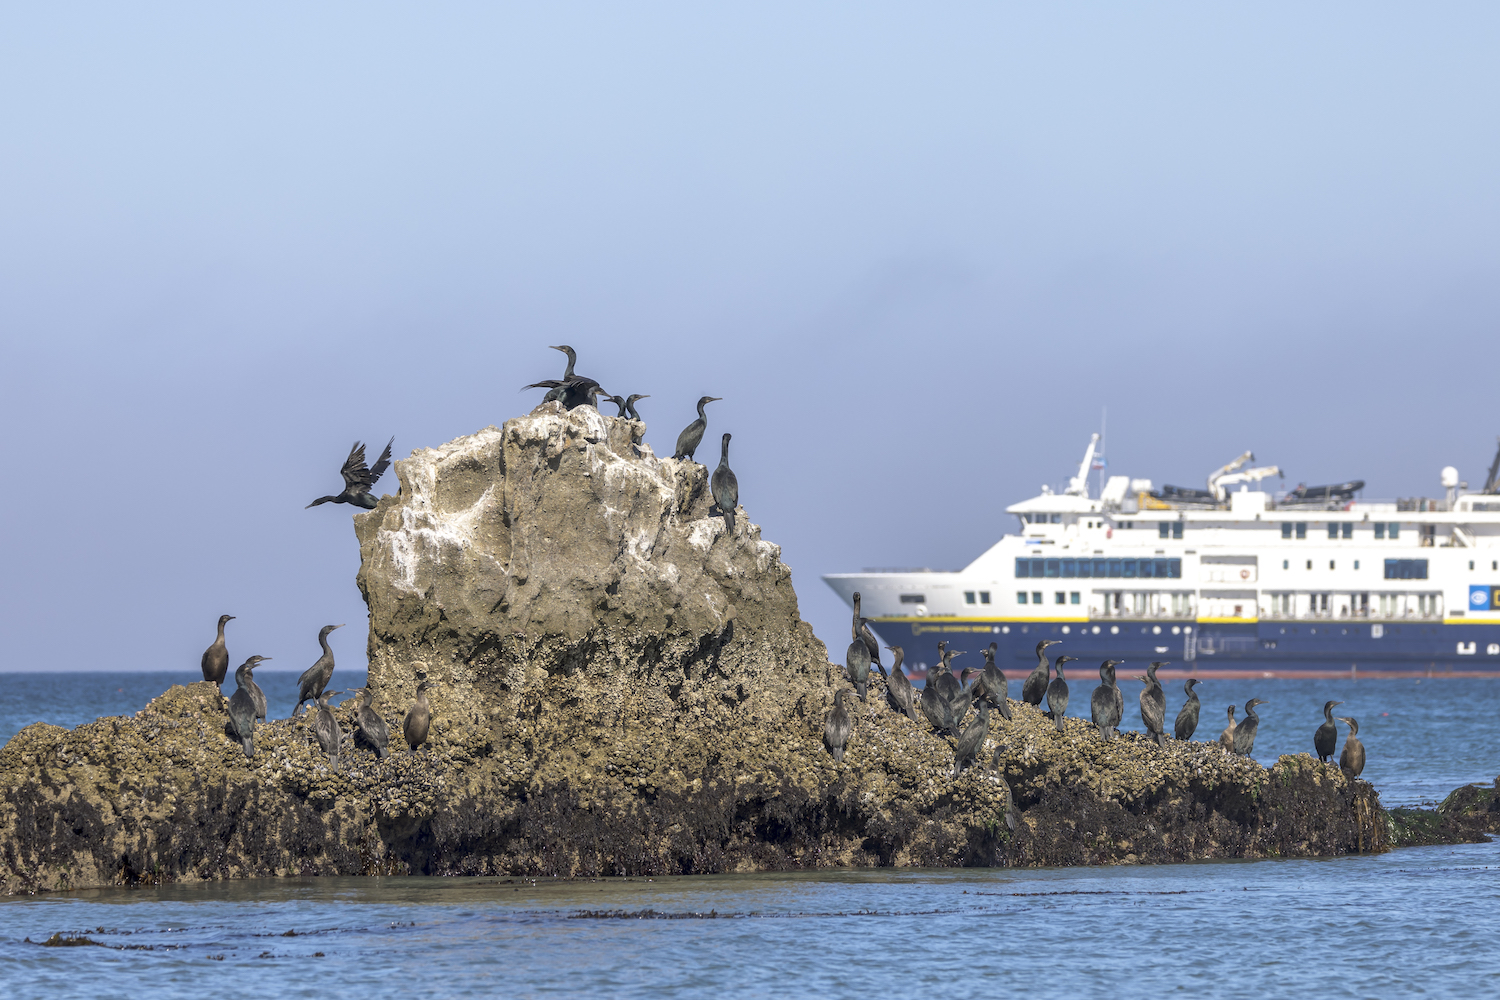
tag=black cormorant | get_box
[1022,640,1061,707]
[846,618,874,702]
[608,394,630,416]
[226,657,263,758]
[312,689,344,771]
[851,593,883,672]
[934,647,967,735]
[354,687,390,759]
[294,624,345,716]
[1174,678,1202,741]
[625,394,649,420]
[1314,700,1345,762]
[1232,698,1268,755]
[244,655,271,722]
[522,345,603,410]
[711,433,739,533]
[1218,705,1237,749]
[1338,716,1365,778]
[974,643,1012,721]
[1139,661,1168,747]
[952,702,991,777]
[1090,660,1124,739]
[1046,655,1075,732]
[201,614,234,688]
[884,645,918,722]
[404,681,432,751]
[306,438,393,510]
[672,396,721,461]
[989,745,1019,831]
[824,688,853,763]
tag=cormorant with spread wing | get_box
[307,438,393,509]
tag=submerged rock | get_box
[0,405,1449,893]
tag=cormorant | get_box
[306,438,393,510]
[244,655,271,722]
[1139,661,1168,748]
[851,593,883,672]
[521,343,577,403]
[294,624,345,716]
[608,394,630,417]
[1046,655,1075,732]
[312,689,344,771]
[973,643,1012,721]
[625,394,649,420]
[1338,717,1365,778]
[1232,698,1268,755]
[201,614,234,688]
[1218,705,1237,750]
[884,645,918,722]
[226,657,262,757]
[845,618,874,702]
[824,688,853,762]
[1090,660,1124,740]
[952,702,992,777]
[354,688,390,759]
[711,433,739,533]
[935,647,968,735]
[522,345,604,410]
[989,745,1019,831]
[404,681,432,751]
[1174,678,1202,741]
[1314,700,1345,762]
[919,645,960,734]
[673,396,721,461]
[1022,640,1061,707]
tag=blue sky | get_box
[3,3,1500,670]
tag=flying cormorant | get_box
[1314,700,1345,762]
[226,657,263,757]
[711,433,739,533]
[672,396,721,461]
[1232,698,1268,755]
[845,618,875,702]
[884,645,918,722]
[1337,716,1365,778]
[851,593,883,672]
[312,689,344,771]
[1046,655,1075,732]
[1022,640,1061,707]
[1090,660,1124,739]
[824,688,853,762]
[201,614,234,688]
[404,682,433,751]
[354,687,390,759]
[952,702,992,777]
[1218,705,1237,749]
[306,438,393,510]
[625,394,649,420]
[1174,678,1202,741]
[1138,661,1168,747]
[294,624,345,716]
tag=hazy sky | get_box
[4,3,1500,671]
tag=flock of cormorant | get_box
[201,343,738,768]
[825,593,1368,780]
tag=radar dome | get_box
[1441,466,1460,488]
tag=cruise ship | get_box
[824,436,1500,679]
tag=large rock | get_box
[0,405,1441,893]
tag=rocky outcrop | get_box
[0,404,1444,893]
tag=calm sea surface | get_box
[1,672,1497,997]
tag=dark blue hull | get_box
[869,617,1500,678]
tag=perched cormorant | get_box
[522,344,577,402]
[294,624,345,716]
[312,689,344,771]
[1314,700,1345,762]
[1218,705,1237,750]
[1090,660,1124,740]
[226,657,263,757]
[404,681,433,751]
[201,614,234,688]
[673,396,721,461]
[711,433,739,533]
[952,702,992,777]
[919,645,961,734]
[851,593,883,672]
[973,643,1012,721]
[522,345,603,410]
[354,687,390,759]
[936,648,969,735]
[608,394,630,417]
[244,655,271,722]
[1138,661,1168,748]
[1046,655,1075,732]
[989,745,1019,831]
[1337,716,1365,778]
[625,394,649,420]
[1232,698,1268,755]
[845,618,874,702]
[1022,640,1062,707]
[306,438,393,510]
[1174,678,1202,741]
[824,688,853,763]
[884,645,918,722]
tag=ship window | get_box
[899,594,925,604]
[1385,559,1428,580]
[1017,592,1027,604]
[1296,522,1307,539]
[1342,523,1352,539]
[964,591,976,604]
[1155,559,1170,578]
[1070,592,1080,604]
[980,591,990,604]
[1052,514,1062,524]
[1122,560,1137,578]
[1055,592,1065,604]
[1389,522,1400,538]
[1173,522,1183,539]
[1158,522,1170,539]
[1282,523,1292,539]
[1015,558,1028,578]
[1139,560,1154,579]
[1093,558,1107,577]
[1032,591,1043,604]
[1169,558,1181,577]
[1044,559,1060,578]
[1330,560,1336,570]
[1328,523,1339,539]
[1307,560,1312,570]
[1374,523,1385,539]
[1108,559,1123,578]
[1470,561,1476,571]
[1354,560,1360,570]
[1076,559,1092,579]
[1061,559,1076,577]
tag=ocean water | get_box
[1,672,1497,997]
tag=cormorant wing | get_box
[338,442,371,492]
[365,437,394,488]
